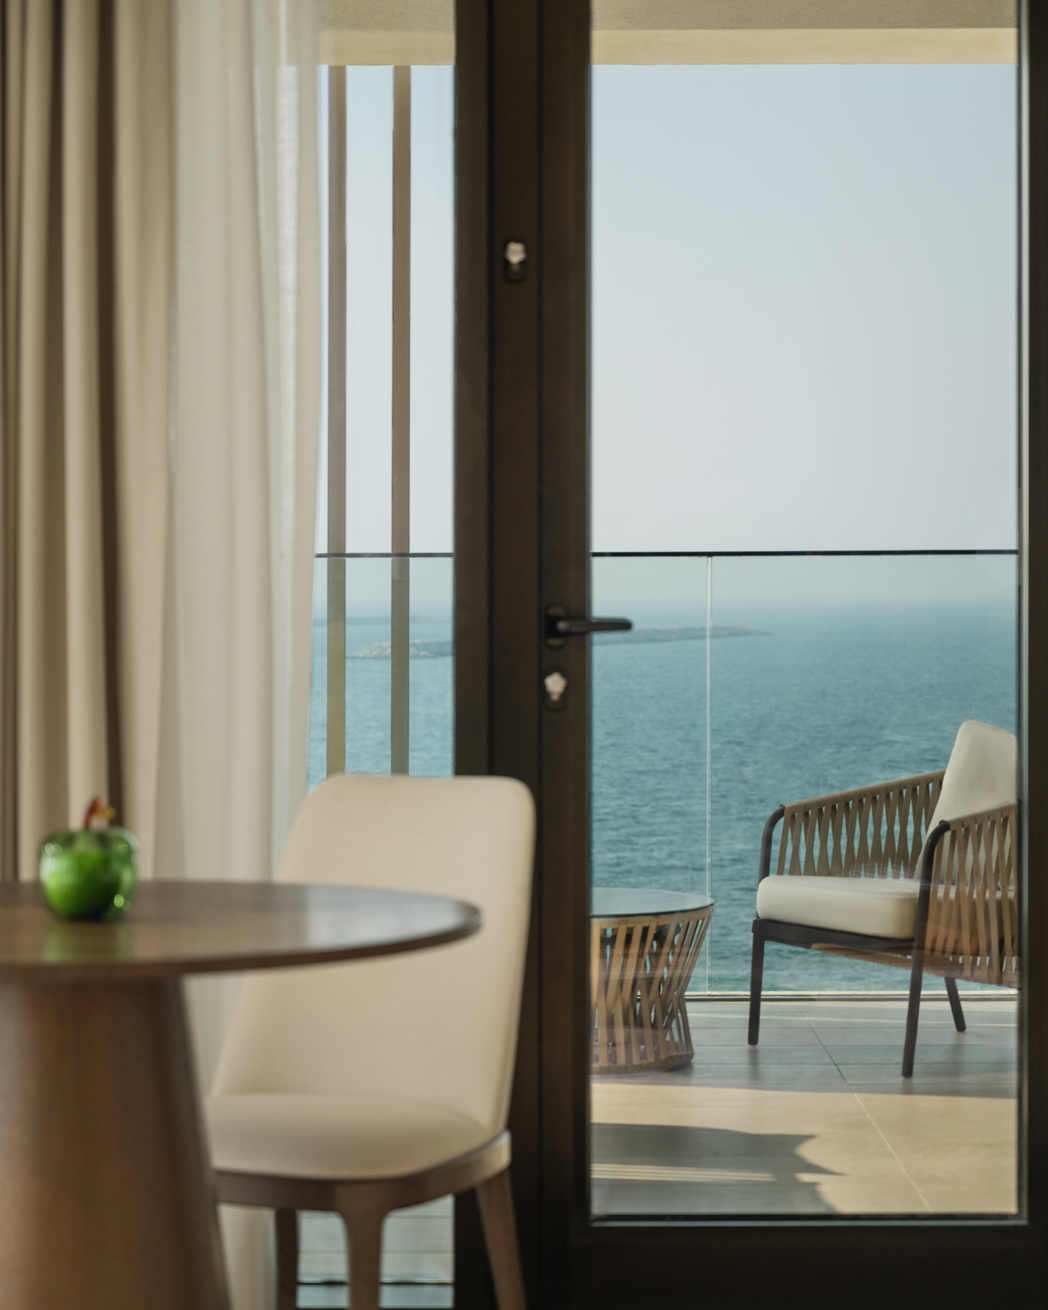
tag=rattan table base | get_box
[591,895,713,1074]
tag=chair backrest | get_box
[929,719,1018,829]
[211,774,535,1140]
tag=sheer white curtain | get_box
[159,0,320,1304]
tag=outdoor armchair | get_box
[206,773,535,1310]
[748,720,1018,1076]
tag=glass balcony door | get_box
[452,0,1048,1304]
[584,0,1025,1240]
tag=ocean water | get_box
[308,565,1018,994]
[592,600,1017,992]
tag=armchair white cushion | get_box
[756,874,920,938]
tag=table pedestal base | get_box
[0,977,228,1310]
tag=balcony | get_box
[306,45,1022,1302]
[300,546,1018,1303]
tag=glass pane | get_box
[306,5,455,1301]
[589,1,1020,1221]
[309,60,455,792]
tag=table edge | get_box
[590,902,714,923]
[0,910,482,983]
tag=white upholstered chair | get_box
[206,773,535,1310]
[748,720,1018,1076]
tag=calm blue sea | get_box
[308,587,1017,995]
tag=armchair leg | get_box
[336,1197,386,1310]
[902,948,925,1078]
[944,976,966,1032]
[274,1208,299,1310]
[476,1168,527,1310]
[748,926,765,1046]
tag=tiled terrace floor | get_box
[593,995,1018,1216]
[296,996,1018,1305]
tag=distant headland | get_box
[347,624,768,660]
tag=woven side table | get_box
[591,887,713,1074]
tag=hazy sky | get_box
[318,65,455,556]
[321,61,1019,562]
[592,63,1019,553]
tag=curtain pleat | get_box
[158,0,319,895]
[161,1,320,1304]
[0,0,173,881]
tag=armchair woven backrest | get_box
[775,720,1018,884]
[776,771,943,881]
[211,774,536,1142]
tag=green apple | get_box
[38,821,138,922]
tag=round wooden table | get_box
[590,887,713,1074]
[0,880,480,1310]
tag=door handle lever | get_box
[545,605,632,648]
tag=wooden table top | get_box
[0,881,481,981]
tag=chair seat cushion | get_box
[756,874,919,939]
[206,1093,492,1180]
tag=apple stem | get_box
[82,798,115,832]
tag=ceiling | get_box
[318,0,1016,65]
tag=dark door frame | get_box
[455,1,1048,1304]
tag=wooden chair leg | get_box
[274,1208,299,1310]
[476,1169,527,1310]
[902,948,925,1078]
[748,927,765,1046]
[336,1197,386,1310]
[945,976,966,1032]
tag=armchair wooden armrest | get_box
[899,801,1018,1074]
[917,802,1018,986]
[758,769,946,883]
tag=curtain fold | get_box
[158,0,319,895]
[160,1,320,1305]
[0,0,173,882]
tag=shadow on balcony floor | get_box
[591,996,1018,1217]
